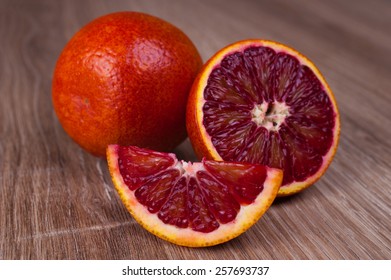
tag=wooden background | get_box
[0,0,390,260]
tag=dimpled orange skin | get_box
[52,12,202,157]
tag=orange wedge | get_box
[107,145,282,247]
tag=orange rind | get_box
[107,144,282,247]
[187,40,340,196]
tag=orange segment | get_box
[107,145,282,247]
[187,39,340,196]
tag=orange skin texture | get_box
[53,12,202,157]
[187,72,210,160]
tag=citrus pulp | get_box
[187,40,340,196]
[107,145,283,247]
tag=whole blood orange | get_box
[107,145,282,247]
[187,40,340,196]
[53,12,202,157]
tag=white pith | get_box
[175,161,205,176]
[251,101,290,131]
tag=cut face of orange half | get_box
[187,40,340,196]
[107,145,282,247]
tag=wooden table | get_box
[1,0,390,260]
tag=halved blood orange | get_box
[107,144,282,247]
[187,39,340,196]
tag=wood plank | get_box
[0,0,390,259]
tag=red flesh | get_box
[202,46,335,186]
[117,146,268,233]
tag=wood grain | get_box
[0,0,390,259]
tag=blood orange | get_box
[187,40,340,196]
[107,145,282,247]
[53,12,202,157]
